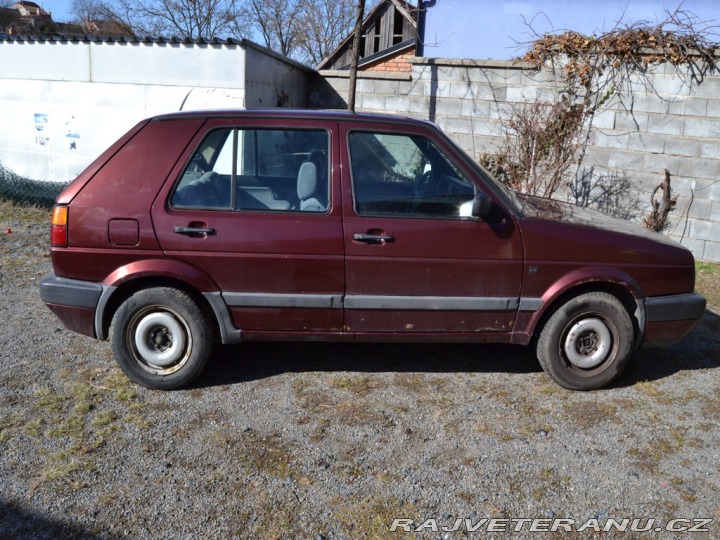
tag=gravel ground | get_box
[1,203,719,539]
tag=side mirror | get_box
[472,192,492,220]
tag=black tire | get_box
[110,287,213,390]
[536,291,634,391]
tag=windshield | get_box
[451,142,524,214]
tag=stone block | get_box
[626,132,665,154]
[704,98,720,119]
[687,199,713,220]
[471,118,502,137]
[433,98,462,117]
[688,218,720,242]
[652,75,692,97]
[583,147,610,169]
[646,113,685,135]
[687,76,720,98]
[704,239,720,262]
[409,96,431,114]
[711,200,720,221]
[385,95,409,113]
[628,95,669,114]
[505,85,539,103]
[678,156,718,180]
[605,149,645,171]
[359,93,385,112]
[372,79,400,95]
[590,131,629,150]
[461,99,491,118]
[698,139,720,160]
[614,112,648,132]
[440,115,473,135]
[641,153,680,176]
[668,97,708,117]
[682,117,720,139]
[592,110,615,130]
[482,69,524,86]
[666,138,702,159]
[423,80,451,99]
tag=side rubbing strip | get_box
[219,293,544,312]
[222,292,342,309]
[519,298,544,311]
[344,295,520,311]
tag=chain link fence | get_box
[0,163,70,208]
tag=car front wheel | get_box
[536,291,634,390]
[111,287,213,390]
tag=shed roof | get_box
[317,0,417,71]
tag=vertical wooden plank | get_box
[380,8,393,50]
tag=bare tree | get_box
[296,0,380,67]
[0,0,19,30]
[245,0,302,57]
[101,0,244,39]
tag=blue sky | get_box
[424,0,720,59]
[40,0,720,61]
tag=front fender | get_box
[517,265,645,344]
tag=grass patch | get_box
[23,367,145,487]
[0,197,51,223]
[563,401,619,429]
[332,496,418,539]
[696,259,720,309]
[214,430,299,480]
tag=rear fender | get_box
[95,258,220,340]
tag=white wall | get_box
[0,38,310,183]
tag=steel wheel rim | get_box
[130,307,192,374]
[563,317,612,369]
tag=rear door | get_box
[340,121,524,335]
[152,118,344,333]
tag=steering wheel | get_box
[408,170,434,213]
[415,170,434,198]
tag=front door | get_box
[340,123,524,336]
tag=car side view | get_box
[39,110,706,391]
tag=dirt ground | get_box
[1,200,719,539]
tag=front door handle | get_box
[353,232,394,244]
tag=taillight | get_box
[51,205,68,247]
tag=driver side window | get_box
[348,131,475,218]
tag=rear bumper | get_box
[39,272,102,338]
[642,292,706,348]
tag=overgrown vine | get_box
[483,4,720,230]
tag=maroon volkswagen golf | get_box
[39,110,706,391]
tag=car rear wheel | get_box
[111,287,213,390]
[536,291,634,390]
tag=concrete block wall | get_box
[312,58,720,262]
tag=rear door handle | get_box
[174,226,215,235]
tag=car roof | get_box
[151,108,438,129]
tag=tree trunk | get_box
[347,0,365,112]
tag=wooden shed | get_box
[317,0,418,72]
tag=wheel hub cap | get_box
[564,318,611,369]
[134,312,186,368]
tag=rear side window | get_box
[171,128,329,213]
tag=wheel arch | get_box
[525,271,644,349]
[95,260,222,342]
